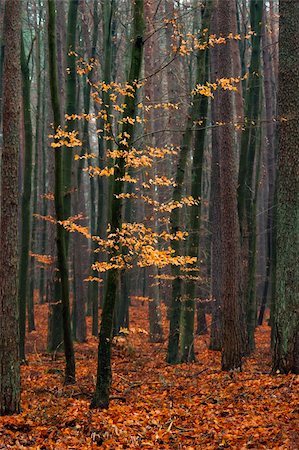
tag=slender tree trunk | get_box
[63,0,79,227]
[18,35,34,360]
[28,2,43,329]
[180,2,211,362]
[258,7,276,325]
[237,0,263,353]
[48,0,76,384]
[89,0,114,336]
[0,0,21,415]
[91,0,144,409]
[166,2,211,364]
[144,0,164,344]
[39,37,48,305]
[209,5,222,351]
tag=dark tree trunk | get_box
[18,34,34,361]
[258,6,276,326]
[209,5,222,351]
[180,2,211,362]
[90,0,144,410]
[0,0,21,415]
[272,0,299,375]
[48,0,76,384]
[237,0,263,353]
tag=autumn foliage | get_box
[0,297,297,449]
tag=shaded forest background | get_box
[0,0,298,447]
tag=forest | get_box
[0,0,298,448]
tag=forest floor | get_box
[0,297,298,450]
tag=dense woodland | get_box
[0,0,298,448]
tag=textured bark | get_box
[216,0,243,371]
[0,0,21,415]
[272,0,299,375]
[209,5,222,351]
[0,0,4,137]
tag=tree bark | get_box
[215,0,243,371]
[272,0,299,375]
[0,0,21,415]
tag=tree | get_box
[143,0,164,344]
[237,0,263,353]
[48,0,76,384]
[19,33,34,361]
[166,2,210,364]
[272,0,299,375]
[180,0,211,362]
[90,0,145,409]
[215,0,243,371]
[0,0,21,415]
[209,5,222,352]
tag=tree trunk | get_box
[91,0,144,409]
[0,0,21,415]
[209,5,222,351]
[63,0,79,229]
[48,0,76,384]
[272,0,299,375]
[258,6,276,326]
[216,0,243,371]
[18,34,34,361]
[237,0,263,353]
[180,2,211,362]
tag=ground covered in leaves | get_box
[0,299,298,449]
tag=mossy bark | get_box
[272,0,299,375]
[0,0,21,415]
